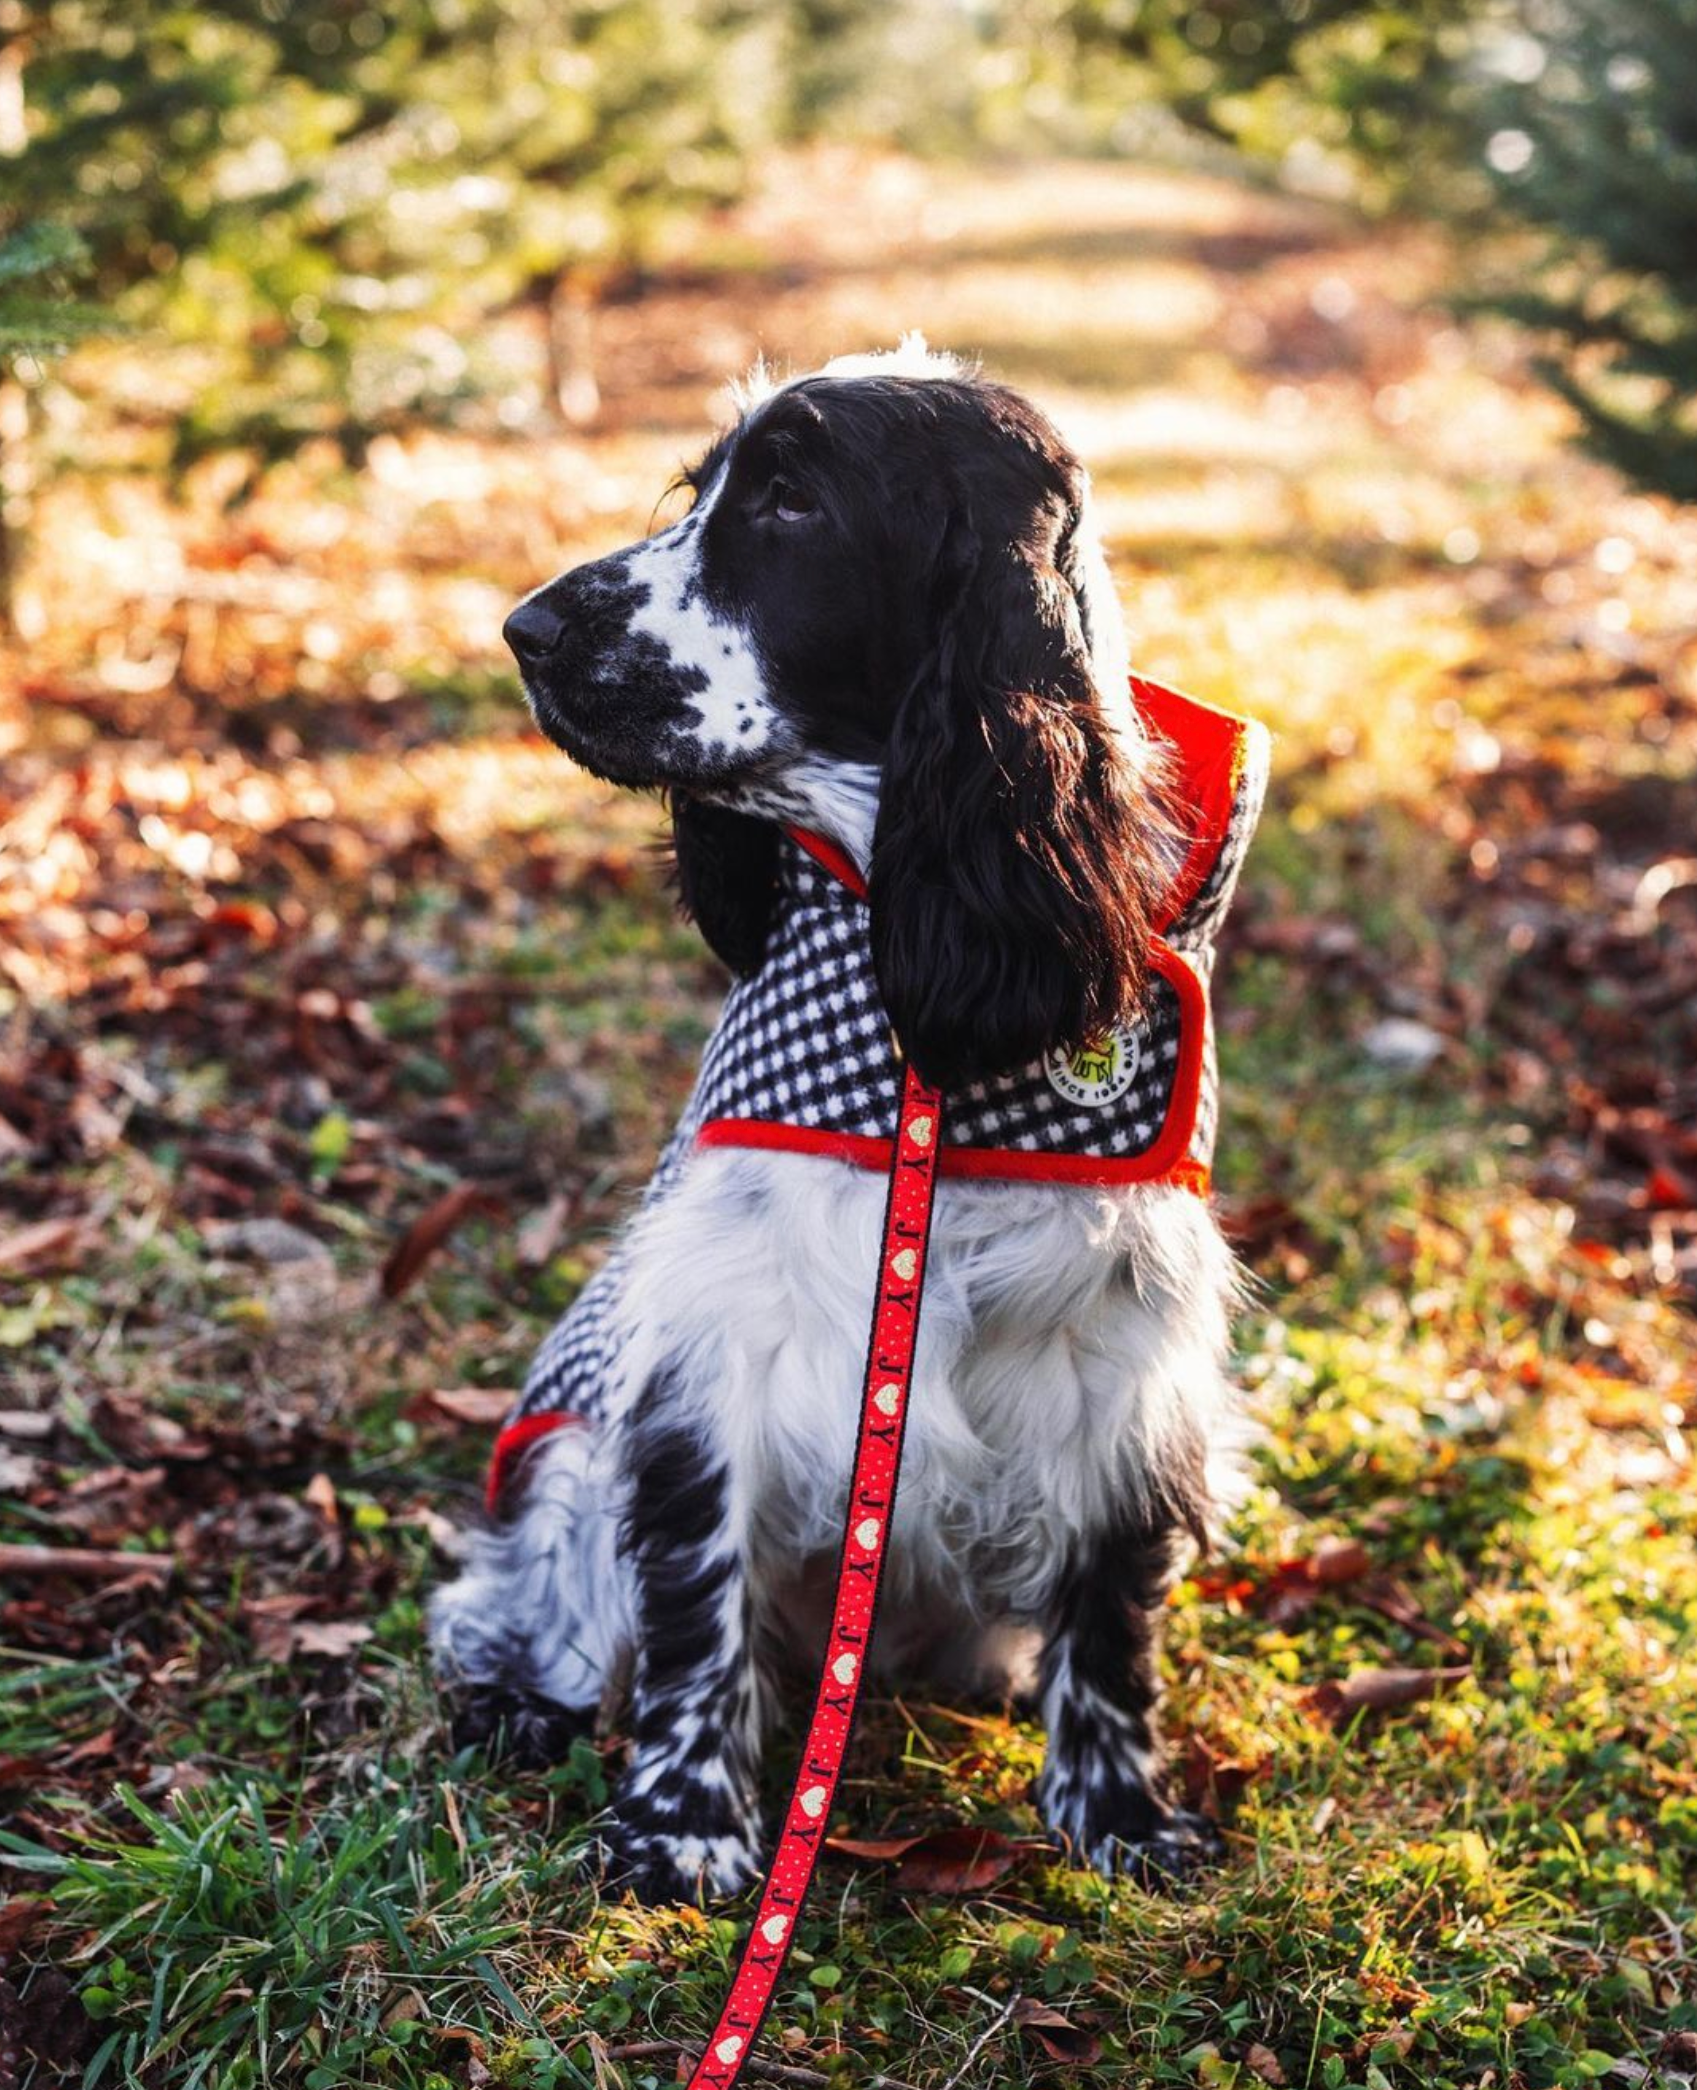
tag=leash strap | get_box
[685,1062,945,2090]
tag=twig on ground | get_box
[0,1543,175,1582]
[935,1986,1023,2090]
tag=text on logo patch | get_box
[1044,1028,1141,1108]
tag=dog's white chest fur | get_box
[616,1148,1245,1614]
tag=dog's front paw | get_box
[449,1683,596,1769]
[1038,1754,1223,1886]
[603,1771,764,1905]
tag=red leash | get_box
[684,1062,944,2090]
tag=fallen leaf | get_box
[396,1504,465,1554]
[1308,1535,1372,1585]
[63,1727,119,1765]
[825,1824,1049,1892]
[426,1386,519,1427]
[517,1192,572,1269]
[291,1619,372,1659]
[1355,1578,1468,1656]
[381,1183,500,1298]
[304,1471,340,1524]
[1304,1663,1472,1726]
[0,1896,50,1953]
[243,1597,369,1662]
[0,1448,41,1494]
[0,1410,54,1439]
[0,1214,92,1275]
[1646,1163,1697,1211]
[1013,1997,1102,2064]
[1261,1535,1373,1623]
[1181,1733,1271,1809]
[1246,2044,1288,2086]
[1360,1017,1446,1071]
[202,1216,333,1267]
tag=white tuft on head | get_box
[729,331,968,414]
[817,331,968,384]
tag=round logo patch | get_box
[1044,1029,1141,1109]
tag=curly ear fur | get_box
[868,474,1166,1092]
[669,798,778,976]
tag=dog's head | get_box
[507,339,1172,1089]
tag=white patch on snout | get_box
[616,474,787,768]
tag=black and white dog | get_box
[431,339,1263,1903]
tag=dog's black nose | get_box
[504,598,564,668]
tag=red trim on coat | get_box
[696,941,1211,1193]
[786,677,1248,933]
[485,1409,582,1512]
[1132,676,1248,933]
[784,824,868,897]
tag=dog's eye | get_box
[768,477,817,524]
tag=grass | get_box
[2,148,1695,2088]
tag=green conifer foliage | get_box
[1475,0,1697,501]
[0,1,782,460]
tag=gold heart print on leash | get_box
[890,1247,917,1281]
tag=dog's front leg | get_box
[1035,1504,1221,1883]
[606,1368,764,1904]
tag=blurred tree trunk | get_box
[0,33,26,634]
[0,378,29,634]
[546,276,602,429]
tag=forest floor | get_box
[1,148,1694,2090]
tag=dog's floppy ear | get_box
[868,478,1165,1091]
[669,798,778,976]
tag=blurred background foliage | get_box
[1,0,1695,567]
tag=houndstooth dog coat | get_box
[487,677,1269,1508]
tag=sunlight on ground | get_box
[1,147,1693,2090]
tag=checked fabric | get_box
[490,677,1267,1505]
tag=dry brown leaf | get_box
[1305,1663,1472,1726]
[516,1192,572,1269]
[0,1410,55,1439]
[0,1896,50,1955]
[427,1386,519,1427]
[243,1596,369,1662]
[825,1824,1049,1892]
[202,1217,332,1267]
[304,1472,339,1524]
[291,1619,372,1659]
[61,1726,119,1766]
[1261,1535,1373,1624]
[1181,1733,1271,1809]
[381,1183,500,1298]
[1246,2043,1287,2085]
[1355,1578,1468,1656]
[1012,1998,1103,2065]
[0,1214,92,1276]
